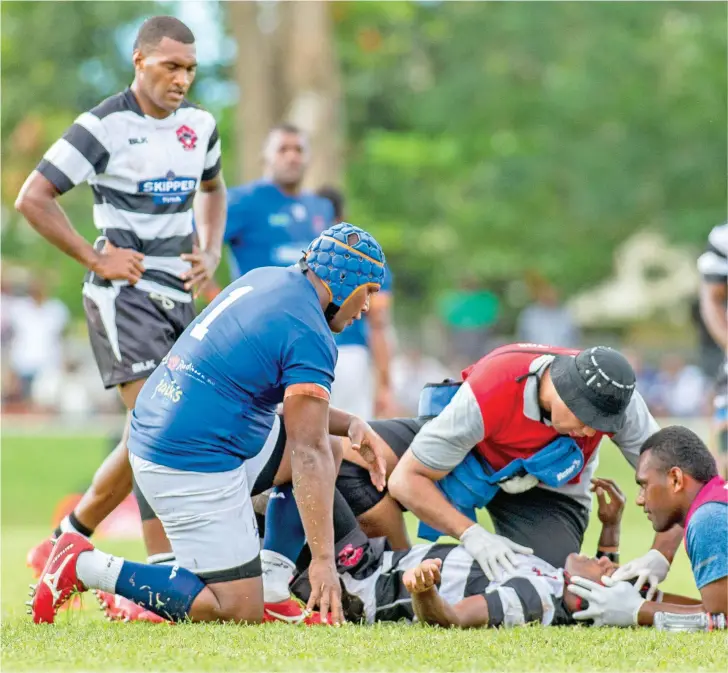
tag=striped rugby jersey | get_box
[338,542,572,628]
[36,88,221,302]
[699,224,728,286]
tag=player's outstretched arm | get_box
[283,391,343,625]
[404,559,490,628]
[592,478,625,562]
[390,452,475,540]
[329,407,388,491]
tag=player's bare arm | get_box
[700,280,728,350]
[283,391,344,624]
[15,171,144,283]
[390,451,475,539]
[404,558,490,628]
[182,171,227,296]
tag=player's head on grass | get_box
[263,124,310,193]
[132,16,197,117]
[636,426,718,532]
[562,551,619,613]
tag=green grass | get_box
[1,434,723,671]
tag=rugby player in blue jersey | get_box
[30,223,389,626]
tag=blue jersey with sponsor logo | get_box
[335,264,394,348]
[224,179,335,279]
[128,266,337,473]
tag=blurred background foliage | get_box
[2,1,726,333]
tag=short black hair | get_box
[639,426,718,483]
[134,16,195,52]
[317,186,346,221]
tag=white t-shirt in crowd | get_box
[9,297,69,377]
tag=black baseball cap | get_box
[549,347,636,433]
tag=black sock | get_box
[54,511,94,539]
[333,488,358,541]
[295,488,359,571]
[69,511,94,537]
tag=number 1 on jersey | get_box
[190,286,253,341]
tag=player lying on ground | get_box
[388,345,692,596]
[29,223,390,626]
[326,345,675,593]
[567,426,727,626]
[289,478,700,627]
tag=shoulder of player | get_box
[178,98,217,123]
[85,89,140,122]
[176,100,218,140]
[228,180,279,205]
[688,500,728,535]
[463,350,530,395]
[299,190,333,210]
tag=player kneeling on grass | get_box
[566,426,727,627]
[28,223,389,626]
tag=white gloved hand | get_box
[498,474,539,494]
[567,576,646,627]
[609,549,670,601]
[459,524,534,581]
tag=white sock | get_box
[60,516,88,538]
[76,549,124,593]
[261,550,296,603]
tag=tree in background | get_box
[228,1,342,187]
[2,1,726,335]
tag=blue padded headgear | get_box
[303,222,385,321]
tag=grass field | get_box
[1,432,724,671]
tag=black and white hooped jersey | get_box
[336,541,572,628]
[36,88,221,302]
[698,223,728,285]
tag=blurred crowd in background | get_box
[2,260,720,422]
[1,2,725,426]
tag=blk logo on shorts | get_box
[176,125,197,151]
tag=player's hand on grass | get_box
[459,524,533,582]
[92,241,145,284]
[180,245,220,298]
[610,549,669,601]
[403,559,442,594]
[347,417,388,492]
[567,576,645,627]
[307,557,345,626]
[591,478,625,528]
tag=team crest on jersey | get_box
[176,125,197,151]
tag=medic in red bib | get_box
[390,344,683,591]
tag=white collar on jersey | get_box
[522,354,556,425]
